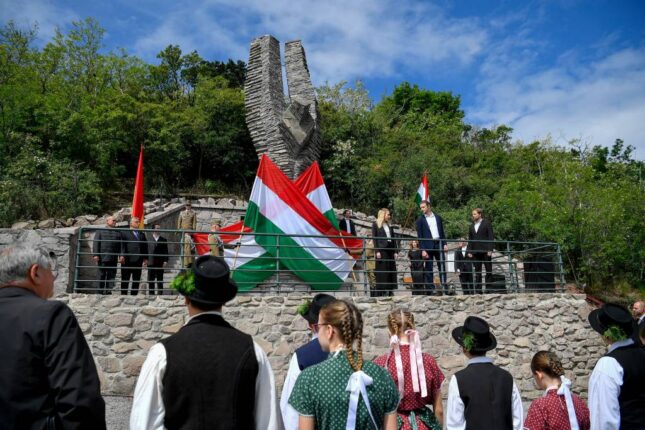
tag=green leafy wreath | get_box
[603,325,628,342]
[170,269,196,295]
[462,331,476,352]
[297,299,311,318]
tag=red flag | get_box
[132,146,144,228]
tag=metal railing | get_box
[73,227,566,295]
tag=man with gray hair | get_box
[0,246,106,429]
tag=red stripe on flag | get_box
[132,146,144,224]
[191,233,211,256]
[256,155,353,250]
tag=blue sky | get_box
[2,0,645,159]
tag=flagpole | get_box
[402,170,427,229]
[230,223,245,273]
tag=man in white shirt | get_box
[588,303,645,430]
[414,200,449,295]
[446,316,523,430]
[130,255,283,430]
[338,209,356,236]
[280,293,335,430]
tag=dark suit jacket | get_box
[338,218,356,236]
[92,228,122,264]
[0,287,106,429]
[467,219,494,252]
[149,236,169,267]
[415,213,446,250]
[454,248,473,272]
[121,230,149,265]
[371,222,398,253]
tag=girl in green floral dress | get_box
[289,299,400,430]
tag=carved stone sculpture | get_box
[245,35,321,179]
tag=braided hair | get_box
[320,299,364,372]
[387,309,415,337]
[531,350,565,378]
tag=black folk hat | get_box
[186,255,237,306]
[452,316,497,353]
[588,303,634,337]
[302,293,336,324]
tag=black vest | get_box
[455,362,514,430]
[161,313,258,430]
[295,338,328,370]
[606,343,645,429]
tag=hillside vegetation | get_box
[1,19,643,296]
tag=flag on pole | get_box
[132,146,145,228]
[415,172,429,205]
[244,155,355,290]
[192,159,361,290]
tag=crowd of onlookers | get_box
[1,244,643,429]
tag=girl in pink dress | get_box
[524,351,590,430]
[373,309,444,430]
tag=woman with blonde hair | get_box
[374,309,444,430]
[289,299,399,430]
[525,351,590,430]
[372,208,398,297]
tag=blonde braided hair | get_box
[387,309,415,337]
[321,299,364,372]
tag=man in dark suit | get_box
[454,238,474,295]
[415,200,448,295]
[148,224,169,295]
[0,246,106,429]
[92,215,122,294]
[338,209,356,235]
[119,216,148,295]
[467,208,494,294]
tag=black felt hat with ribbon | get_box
[588,303,634,337]
[185,255,237,306]
[452,316,497,353]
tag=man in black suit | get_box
[119,216,148,295]
[415,200,448,295]
[338,209,356,235]
[92,215,122,294]
[0,246,106,429]
[148,224,169,295]
[467,208,494,294]
[454,238,474,295]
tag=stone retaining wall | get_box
[62,293,603,403]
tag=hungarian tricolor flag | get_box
[192,159,361,290]
[131,146,145,228]
[415,172,429,205]
[244,155,355,290]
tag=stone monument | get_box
[245,35,321,179]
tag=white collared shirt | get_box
[280,333,319,430]
[588,338,634,430]
[474,220,482,233]
[344,219,352,234]
[424,213,440,239]
[446,357,523,430]
[383,224,391,238]
[130,311,283,430]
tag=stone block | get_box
[112,342,138,353]
[112,327,135,340]
[98,356,121,373]
[161,321,183,334]
[105,313,133,327]
[513,337,530,348]
[142,307,164,316]
[123,355,146,376]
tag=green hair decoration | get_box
[170,269,196,295]
[462,331,476,352]
[297,300,311,317]
[603,325,628,342]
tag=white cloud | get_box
[132,0,488,82]
[469,40,645,160]
[0,0,78,43]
